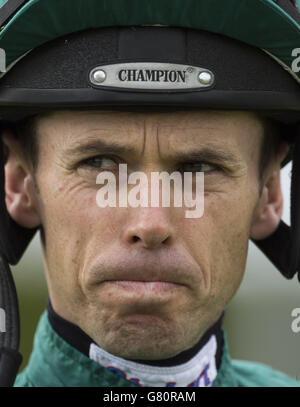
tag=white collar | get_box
[89,335,218,387]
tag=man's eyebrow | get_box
[63,139,241,166]
[63,139,137,157]
[171,147,242,166]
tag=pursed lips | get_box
[84,246,205,295]
[86,254,201,289]
[100,269,187,286]
[102,280,184,294]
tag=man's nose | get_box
[122,207,174,249]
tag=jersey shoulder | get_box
[232,359,300,387]
[14,369,35,387]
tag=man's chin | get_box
[100,340,183,361]
[91,315,197,361]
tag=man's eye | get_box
[80,156,118,170]
[180,162,219,173]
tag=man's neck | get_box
[47,299,224,387]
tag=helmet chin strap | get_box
[0,254,22,387]
[0,136,23,386]
[290,124,300,280]
[252,124,300,281]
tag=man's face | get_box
[29,110,266,359]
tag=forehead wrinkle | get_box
[155,128,249,172]
[157,125,229,141]
[59,122,148,152]
[61,135,140,158]
[158,125,224,143]
[66,127,133,143]
[140,116,162,160]
[39,114,146,145]
[141,117,146,156]
[157,126,236,154]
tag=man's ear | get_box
[250,141,289,240]
[2,130,41,229]
[250,169,283,240]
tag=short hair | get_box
[258,117,284,183]
[3,115,39,170]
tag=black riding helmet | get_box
[0,0,299,386]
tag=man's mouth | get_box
[86,246,204,291]
[102,280,184,293]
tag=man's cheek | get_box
[211,221,249,299]
[206,198,251,288]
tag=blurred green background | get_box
[11,162,300,380]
